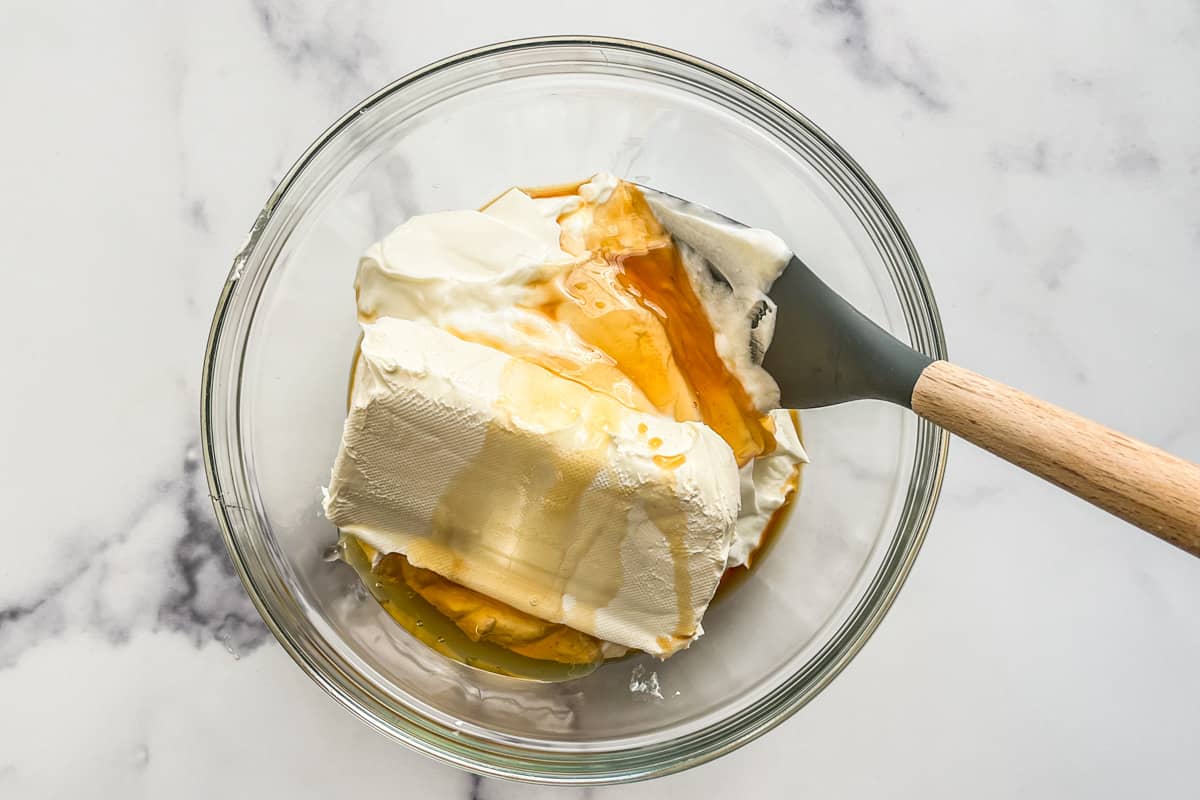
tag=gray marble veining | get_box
[816,0,950,111]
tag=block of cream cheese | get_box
[324,317,742,657]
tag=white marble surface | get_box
[2,1,1199,797]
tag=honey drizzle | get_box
[341,536,601,680]
[538,181,775,466]
[384,551,602,664]
[669,525,694,642]
[519,178,590,199]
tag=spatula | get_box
[641,186,1200,557]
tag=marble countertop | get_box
[3,1,1198,797]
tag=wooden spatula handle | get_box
[911,360,1200,555]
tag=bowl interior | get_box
[214,40,943,776]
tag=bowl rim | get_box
[202,35,949,784]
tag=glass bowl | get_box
[202,37,947,784]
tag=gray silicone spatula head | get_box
[761,254,934,409]
[639,185,932,410]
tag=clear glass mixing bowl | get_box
[202,37,947,784]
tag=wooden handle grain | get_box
[911,360,1200,556]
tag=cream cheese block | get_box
[323,317,742,657]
